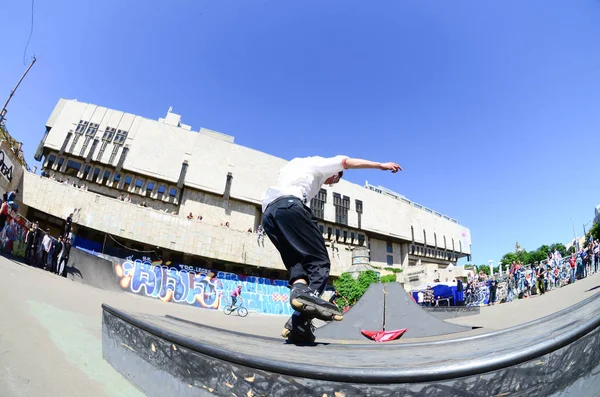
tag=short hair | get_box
[338,171,344,179]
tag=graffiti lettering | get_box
[0,151,14,182]
[114,259,293,315]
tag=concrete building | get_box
[21,98,472,288]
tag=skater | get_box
[230,284,242,308]
[261,155,401,342]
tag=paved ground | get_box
[0,253,598,397]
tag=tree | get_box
[477,265,491,276]
[380,274,397,283]
[500,253,518,266]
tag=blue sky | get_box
[1,0,599,266]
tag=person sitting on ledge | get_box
[187,212,194,220]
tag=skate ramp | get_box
[315,282,471,340]
[102,290,600,397]
[65,247,122,293]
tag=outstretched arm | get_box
[343,158,402,173]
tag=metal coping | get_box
[102,291,600,383]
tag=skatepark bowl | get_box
[69,248,600,396]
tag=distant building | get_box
[21,98,472,287]
[595,205,600,226]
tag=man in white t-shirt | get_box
[261,155,401,342]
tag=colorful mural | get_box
[114,258,293,316]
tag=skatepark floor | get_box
[0,254,598,397]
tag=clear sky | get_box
[1,0,599,267]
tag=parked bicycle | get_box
[224,297,248,317]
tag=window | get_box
[310,189,327,219]
[434,233,438,248]
[358,234,365,246]
[444,235,447,249]
[135,178,144,188]
[96,141,108,162]
[351,232,355,241]
[319,225,324,234]
[65,160,82,177]
[75,120,89,134]
[114,130,128,145]
[327,227,332,237]
[423,230,427,246]
[355,199,363,229]
[146,181,155,193]
[113,173,121,183]
[80,123,100,156]
[333,193,349,225]
[169,188,177,197]
[124,176,132,189]
[411,226,415,242]
[335,229,341,240]
[57,157,65,170]
[387,255,393,266]
[386,242,393,253]
[102,127,116,142]
[93,167,101,182]
[355,200,363,213]
[158,185,166,194]
[46,154,56,169]
[103,170,111,182]
[343,230,348,240]
[70,120,89,153]
[82,165,91,180]
[108,145,120,164]
[85,123,99,137]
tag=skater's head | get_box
[237,284,242,290]
[324,171,343,186]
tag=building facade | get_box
[23,98,472,288]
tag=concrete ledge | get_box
[102,291,600,396]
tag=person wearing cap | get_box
[261,155,401,342]
[230,284,243,308]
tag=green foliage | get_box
[332,270,391,309]
[500,242,568,267]
[585,223,599,247]
[383,267,403,273]
[568,245,576,254]
[380,274,397,283]
[475,265,491,276]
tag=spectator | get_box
[488,276,497,305]
[51,236,63,274]
[197,215,203,221]
[118,194,124,201]
[187,212,194,220]
[536,262,545,295]
[569,253,577,283]
[256,224,265,247]
[57,237,72,277]
[41,230,52,270]
[423,285,434,307]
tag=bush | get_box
[332,270,393,309]
[380,274,397,283]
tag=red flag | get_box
[361,329,407,342]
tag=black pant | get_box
[262,196,330,295]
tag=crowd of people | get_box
[0,188,73,277]
[465,242,599,305]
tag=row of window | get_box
[411,245,458,261]
[45,154,178,199]
[318,224,366,246]
[310,188,363,227]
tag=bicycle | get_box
[224,297,248,317]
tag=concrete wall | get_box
[20,171,353,277]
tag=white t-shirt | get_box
[261,155,348,212]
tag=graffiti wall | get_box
[0,212,29,258]
[114,257,293,316]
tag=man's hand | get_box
[379,162,402,173]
